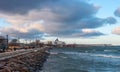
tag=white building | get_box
[54,38,65,47]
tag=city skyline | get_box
[0,0,120,45]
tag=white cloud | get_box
[82,29,97,33]
[112,27,120,35]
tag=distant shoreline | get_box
[53,45,120,48]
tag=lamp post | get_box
[6,35,9,49]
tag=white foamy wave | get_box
[62,52,120,59]
[50,52,59,55]
[93,54,120,59]
[62,52,90,56]
[104,50,117,52]
[59,56,68,59]
[62,52,79,55]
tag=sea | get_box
[40,46,120,72]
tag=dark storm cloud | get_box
[114,7,120,17]
[50,0,98,22]
[48,16,116,37]
[104,17,117,24]
[0,0,117,38]
[48,29,104,38]
[0,0,97,15]
[78,17,116,28]
[80,31,104,37]
[78,18,105,28]
[42,0,116,37]
[0,0,52,14]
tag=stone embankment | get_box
[0,47,50,72]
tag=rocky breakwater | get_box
[0,47,50,72]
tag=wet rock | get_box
[0,48,50,72]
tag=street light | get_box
[6,35,9,49]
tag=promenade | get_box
[0,47,47,60]
[0,47,50,72]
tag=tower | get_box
[54,38,59,45]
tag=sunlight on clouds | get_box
[0,0,118,42]
[112,27,120,35]
[82,29,97,33]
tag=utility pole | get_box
[6,35,9,49]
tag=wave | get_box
[50,52,59,55]
[62,51,93,57]
[61,51,120,59]
[104,50,118,52]
[93,54,120,59]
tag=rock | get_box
[0,64,4,70]
[0,66,11,72]
[0,48,50,72]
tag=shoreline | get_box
[0,47,51,72]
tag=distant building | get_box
[47,41,53,46]
[0,36,8,51]
[54,38,65,47]
[0,36,6,44]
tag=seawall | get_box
[0,47,50,72]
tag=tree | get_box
[11,39,18,43]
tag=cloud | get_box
[0,21,41,39]
[0,0,117,38]
[1,28,44,39]
[112,27,120,35]
[104,17,117,24]
[114,7,120,17]
[47,29,104,38]
[0,0,51,14]
[81,29,104,37]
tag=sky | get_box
[0,0,120,45]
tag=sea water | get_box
[40,46,120,72]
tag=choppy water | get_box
[40,46,120,72]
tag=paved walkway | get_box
[0,47,47,60]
